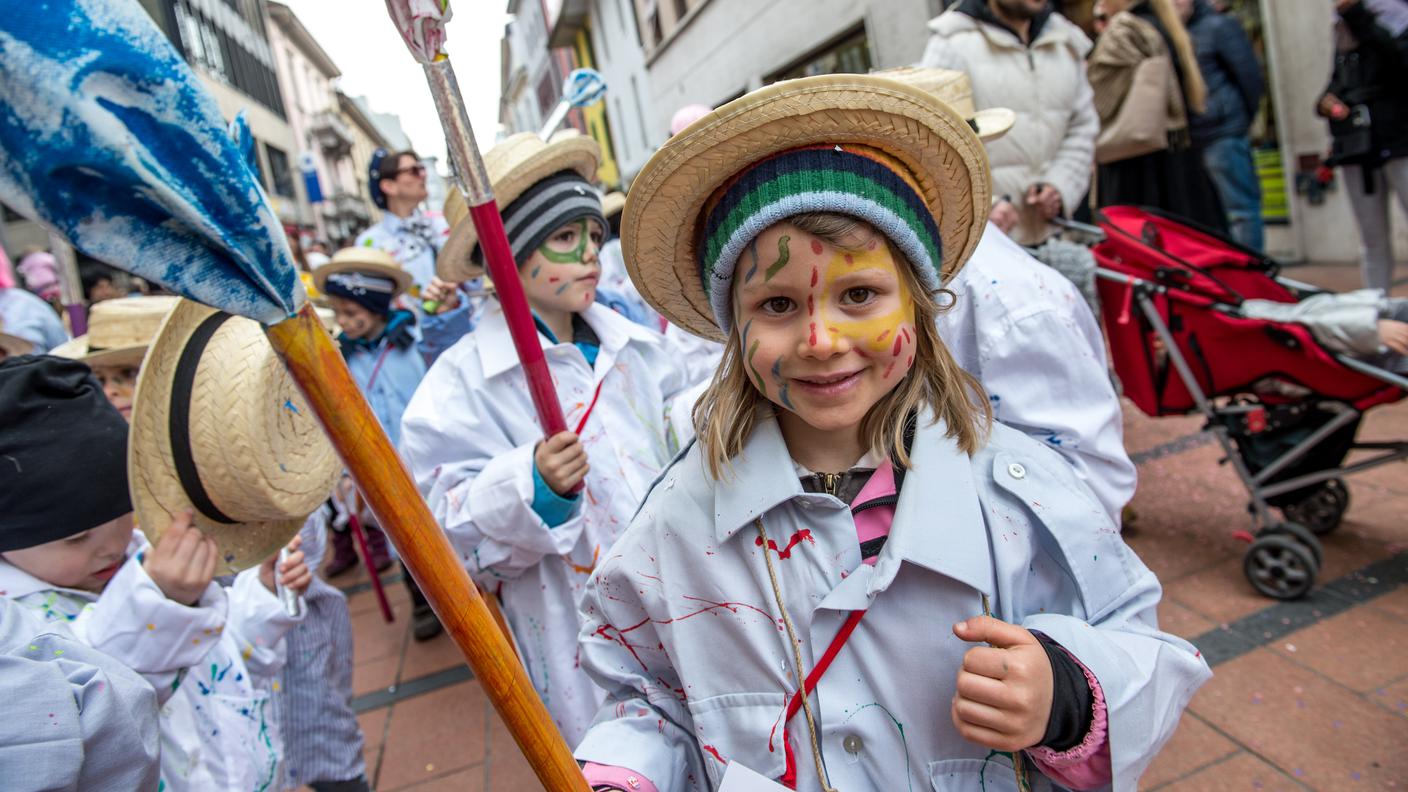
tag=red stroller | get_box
[1088,206,1408,600]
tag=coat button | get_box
[1007,462,1026,480]
[842,734,864,754]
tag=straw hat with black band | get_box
[129,299,342,573]
[311,247,414,300]
[623,71,1008,342]
[439,130,602,283]
[50,295,179,368]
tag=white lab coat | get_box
[574,414,1209,792]
[0,531,301,792]
[400,301,690,743]
[938,225,1137,524]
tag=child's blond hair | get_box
[692,212,991,478]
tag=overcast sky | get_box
[281,0,508,169]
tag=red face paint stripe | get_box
[810,266,818,287]
[892,335,903,356]
[810,239,823,255]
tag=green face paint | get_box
[537,219,591,264]
[763,234,791,282]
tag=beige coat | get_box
[1088,10,1191,140]
[921,9,1097,245]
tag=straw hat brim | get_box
[438,135,600,283]
[50,335,148,368]
[129,300,336,573]
[602,191,627,220]
[622,74,992,342]
[312,258,414,297]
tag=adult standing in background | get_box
[354,149,448,294]
[1178,0,1266,251]
[1090,0,1228,233]
[921,0,1103,311]
[1319,0,1408,294]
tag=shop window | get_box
[769,24,871,82]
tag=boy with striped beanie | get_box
[399,132,692,743]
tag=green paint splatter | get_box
[746,339,765,393]
[764,234,792,282]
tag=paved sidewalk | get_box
[329,262,1407,791]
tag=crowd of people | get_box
[1,1,1405,791]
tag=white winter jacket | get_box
[574,414,1210,791]
[399,301,690,743]
[921,9,1098,245]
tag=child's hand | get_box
[950,616,1054,753]
[143,510,218,606]
[1378,319,1408,355]
[535,431,589,496]
[260,535,312,597]
[422,277,462,312]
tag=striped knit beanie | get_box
[483,170,606,266]
[698,144,943,334]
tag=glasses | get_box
[388,163,427,179]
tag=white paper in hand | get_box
[718,762,791,792]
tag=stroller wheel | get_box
[1266,521,1324,568]
[1280,479,1350,535]
[1244,534,1318,600]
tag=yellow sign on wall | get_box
[573,28,621,189]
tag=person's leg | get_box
[1201,136,1265,251]
[1342,163,1394,293]
[1381,156,1408,290]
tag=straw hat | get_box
[439,130,601,282]
[312,247,413,297]
[602,191,627,221]
[49,295,179,368]
[623,72,994,341]
[129,299,342,573]
[870,67,1015,143]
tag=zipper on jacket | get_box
[819,472,841,497]
[851,494,899,515]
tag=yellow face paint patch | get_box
[804,243,917,380]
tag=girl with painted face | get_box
[572,73,1209,792]
[399,132,693,744]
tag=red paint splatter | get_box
[883,361,896,378]
[810,240,823,255]
[810,266,818,287]
[548,277,560,282]
[876,329,891,343]
[867,239,878,250]
[828,326,839,334]
[594,597,783,671]
[754,529,815,560]
[903,327,912,343]
[844,253,854,265]
[892,335,903,356]
[906,354,914,368]
[703,744,726,764]
[809,322,817,347]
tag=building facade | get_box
[138,0,307,228]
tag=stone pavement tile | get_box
[350,602,411,665]
[483,706,546,789]
[358,707,389,782]
[393,762,487,791]
[1334,484,1408,550]
[352,653,401,697]
[378,681,490,790]
[1310,529,1398,584]
[1145,752,1306,791]
[1369,677,1408,720]
[1157,598,1217,640]
[347,580,412,618]
[1163,557,1287,624]
[397,630,468,681]
[1270,606,1408,693]
[1139,713,1239,789]
[1367,586,1408,621]
[1122,408,1205,457]
[1190,648,1408,788]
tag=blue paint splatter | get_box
[284,399,300,414]
[530,265,541,279]
[771,358,793,410]
[554,282,571,295]
[743,238,760,283]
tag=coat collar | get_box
[712,413,996,598]
[475,299,664,380]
